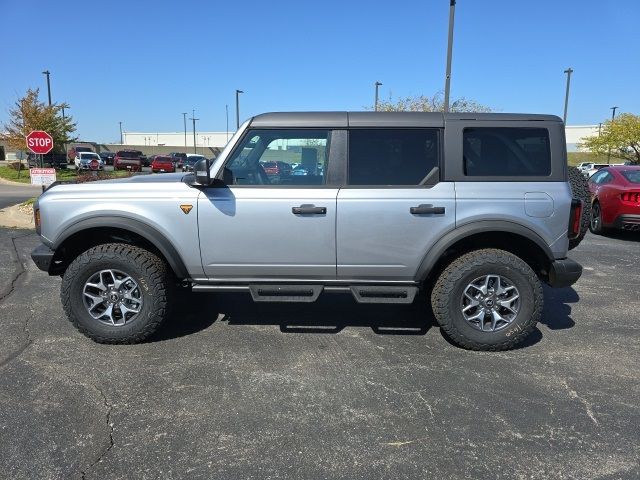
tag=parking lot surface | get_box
[1,228,639,479]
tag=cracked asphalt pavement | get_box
[1,227,639,479]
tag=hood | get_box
[99,172,187,184]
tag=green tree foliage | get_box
[1,88,76,153]
[374,92,492,113]
[579,113,640,165]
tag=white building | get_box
[122,125,602,152]
[565,125,600,152]
[122,131,232,149]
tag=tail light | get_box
[568,199,583,239]
[621,192,640,204]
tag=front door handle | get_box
[292,205,327,215]
[410,204,445,215]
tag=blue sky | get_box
[1,0,638,142]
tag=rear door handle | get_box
[410,204,445,215]
[292,205,327,215]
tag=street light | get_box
[182,113,187,149]
[607,107,618,164]
[190,109,199,154]
[119,122,123,144]
[443,0,456,113]
[42,70,52,106]
[563,67,573,124]
[374,81,382,111]
[226,104,229,142]
[236,90,243,129]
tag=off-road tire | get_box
[431,249,543,351]
[61,243,174,344]
[568,166,591,250]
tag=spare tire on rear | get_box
[568,166,591,250]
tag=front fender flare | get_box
[51,215,189,279]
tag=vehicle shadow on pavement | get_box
[540,286,578,331]
[158,292,435,338]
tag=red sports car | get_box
[588,165,640,233]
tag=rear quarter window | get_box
[463,127,551,177]
[622,171,640,183]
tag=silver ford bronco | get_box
[31,112,587,350]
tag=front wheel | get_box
[431,249,543,351]
[61,243,174,343]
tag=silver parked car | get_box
[31,112,587,350]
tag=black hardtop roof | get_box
[249,111,562,128]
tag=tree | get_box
[373,92,492,113]
[1,88,76,153]
[579,113,640,165]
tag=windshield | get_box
[622,170,640,183]
[80,153,99,159]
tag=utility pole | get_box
[119,121,123,144]
[190,109,199,154]
[443,0,456,113]
[226,104,229,142]
[182,112,187,149]
[607,106,618,164]
[42,70,52,105]
[374,81,382,111]
[236,90,243,129]
[563,68,573,124]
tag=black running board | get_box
[350,286,418,304]
[249,284,323,302]
[191,283,418,304]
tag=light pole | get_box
[443,0,456,112]
[226,104,229,142]
[190,109,199,154]
[42,70,52,106]
[182,112,187,149]
[598,122,602,136]
[608,106,618,164]
[119,122,123,144]
[236,90,243,129]
[563,67,573,124]
[374,81,382,111]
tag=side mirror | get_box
[194,158,211,185]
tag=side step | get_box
[191,283,419,304]
[350,286,418,304]
[249,285,323,302]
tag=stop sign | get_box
[26,130,54,154]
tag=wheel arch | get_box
[417,221,555,284]
[51,216,189,279]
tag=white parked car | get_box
[576,162,593,172]
[75,152,104,171]
[583,163,609,178]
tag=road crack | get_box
[0,233,34,369]
[81,383,115,479]
[561,380,599,426]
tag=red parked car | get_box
[588,166,640,233]
[260,161,292,177]
[151,155,176,173]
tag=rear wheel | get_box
[61,243,174,343]
[589,201,606,234]
[431,249,543,351]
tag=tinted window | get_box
[622,171,640,183]
[117,151,139,158]
[589,170,607,184]
[348,129,439,185]
[463,128,551,177]
[225,130,329,186]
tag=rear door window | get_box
[348,129,439,185]
[463,128,551,177]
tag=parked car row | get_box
[577,161,633,178]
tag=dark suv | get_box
[114,150,143,171]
